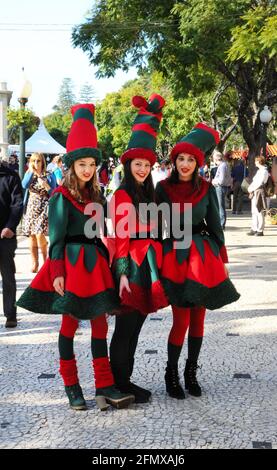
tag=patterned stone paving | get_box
[0,212,276,449]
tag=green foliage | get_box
[95,71,240,159]
[7,107,40,144]
[227,6,277,62]
[260,15,277,55]
[96,78,148,158]
[44,78,97,146]
[43,112,72,147]
[55,78,76,113]
[72,0,176,78]
[72,0,254,91]
[72,0,277,174]
[79,82,97,102]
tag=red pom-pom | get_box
[132,95,148,109]
[149,94,166,110]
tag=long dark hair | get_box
[120,160,156,211]
[168,160,201,191]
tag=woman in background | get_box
[22,152,56,272]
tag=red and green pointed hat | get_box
[121,93,166,166]
[63,103,102,168]
[171,123,220,167]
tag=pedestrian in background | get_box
[212,152,232,229]
[105,162,124,200]
[46,154,59,173]
[53,156,64,186]
[247,155,269,236]
[8,154,19,173]
[199,163,210,181]
[165,159,172,177]
[0,158,23,328]
[152,159,168,187]
[22,153,56,272]
[231,158,248,214]
[98,160,110,194]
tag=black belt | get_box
[167,223,210,240]
[65,235,103,244]
[64,235,109,259]
[192,223,209,235]
[129,225,209,241]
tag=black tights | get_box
[110,310,146,386]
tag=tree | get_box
[95,71,241,160]
[55,78,76,113]
[43,111,72,147]
[7,108,40,144]
[79,82,97,102]
[72,0,277,175]
[96,79,147,159]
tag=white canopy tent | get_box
[9,120,66,155]
[25,120,66,154]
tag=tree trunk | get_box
[247,143,261,179]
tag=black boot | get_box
[111,364,150,404]
[128,358,151,401]
[95,385,135,410]
[165,362,185,399]
[184,360,202,397]
[118,382,151,403]
[129,382,151,399]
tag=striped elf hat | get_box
[171,123,220,167]
[63,103,102,168]
[121,94,166,166]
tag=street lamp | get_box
[18,68,32,179]
[259,105,272,159]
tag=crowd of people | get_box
[0,94,274,412]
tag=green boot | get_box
[65,384,87,410]
[95,385,135,411]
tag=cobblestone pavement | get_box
[0,211,277,450]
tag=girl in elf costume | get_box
[17,104,134,411]
[109,94,169,404]
[155,123,240,399]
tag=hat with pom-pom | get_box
[170,123,220,167]
[121,94,165,166]
[63,103,102,168]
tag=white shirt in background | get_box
[152,168,168,187]
[47,162,57,173]
[248,166,269,192]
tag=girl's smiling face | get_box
[175,153,197,181]
[130,158,151,183]
[73,158,96,186]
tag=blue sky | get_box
[0,0,137,117]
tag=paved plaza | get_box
[0,210,277,450]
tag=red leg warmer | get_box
[92,357,114,389]
[59,357,79,386]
